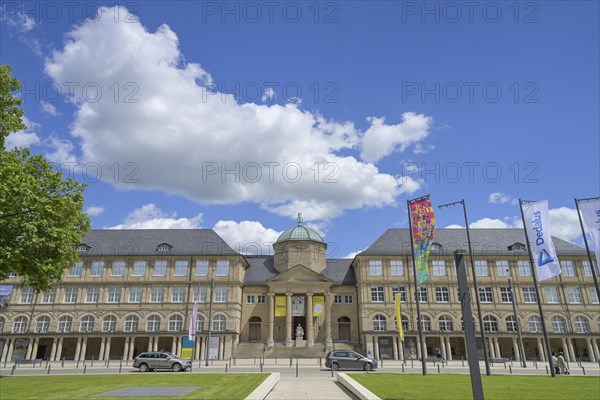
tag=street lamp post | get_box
[205,278,215,366]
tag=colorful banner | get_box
[0,285,13,308]
[522,200,562,281]
[313,295,324,317]
[409,196,435,284]
[578,198,600,268]
[188,299,199,341]
[291,296,305,316]
[395,293,404,342]
[275,295,286,317]
[181,337,194,359]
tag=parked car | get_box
[133,351,192,372]
[325,350,378,371]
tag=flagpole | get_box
[407,198,427,376]
[205,278,215,367]
[519,199,556,377]
[574,197,600,300]
[508,277,527,367]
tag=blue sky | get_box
[2,1,599,258]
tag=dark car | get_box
[133,351,192,372]
[325,350,378,371]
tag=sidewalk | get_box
[265,375,357,400]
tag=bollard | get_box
[229,357,232,367]
[61,357,65,368]
[3,359,6,368]
[189,365,192,373]
[582,366,586,376]
[107,358,110,368]
[331,365,334,377]
[504,360,507,369]
[296,357,298,378]
[198,359,201,368]
[225,363,228,373]
[402,363,405,373]
[534,357,538,369]
[11,364,16,375]
[91,357,94,367]
[84,364,87,374]
[33,359,36,368]
[380,358,383,368]
[545,366,549,375]
[234,356,236,366]
[437,364,440,373]
[45,359,49,369]
[260,362,263,372]
[47,364,51,375]
[510,358,513,367]
[509,365,512,374]
[461,356,464,367]
[119,363,122,374]
[76,360,80,369]
[290,356,292,367]
[411,359,414,368]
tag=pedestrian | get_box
[436,348,445,362]
[552,353,559,375]
[557,352,569,375]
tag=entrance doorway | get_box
[338,316,351,341]
[378,336,394,359]
[249,316,262,341]
[293,316,306,339]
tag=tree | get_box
[0,65,91,291]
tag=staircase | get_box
[266,343,328,358]
[234,342,265,358]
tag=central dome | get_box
[276,213,324,243]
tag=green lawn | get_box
[0,373,268,400]
[349,373,600,400]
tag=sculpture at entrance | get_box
[295,324,304,340]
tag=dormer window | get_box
[508,242,526,251]
[156,243,173,252]
[77,244,91,252]
[430,243,442,251]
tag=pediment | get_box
[267,264,332,284]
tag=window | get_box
[174,261,189,276]
[147,315,161,331]
[58,316,72,332]
[574,316,590,333]
[80,315,95,332]
[13,316,28,333]
[561,261,576,277]
[0,316,5,332]
[151,287,164,303]
[583,261,598,277]
[133,261,147,276]
[344,295,353,304]
[523,287,537,303]
[125,315,139,332]
[392,286,406,302]
[528,316,542,332]
[214,286,228,302]
[475,260,489,276]
[111,261,125,276]
[64,288,78,303]
[478,287,493,303]
[551,316,567,333]
[483,315,498,332]
[103,315,117,332]
[435,287,450,303]
[567,287,582,304]
[500,287,513,303]
[68,262,83,277]
[369,260,383,276]
[431,243,442,251]
[20,287,35,304]
[171,287,185,303]
[390,260,404,276]
[36,316,50,333]
[496,260,510,276]
[420,315,431,331]
[216,260,230,276]
[417,287,428,303]
[107,287,121,303]
[518,260,532,277]
[401,315,410,331]
[86,287,100,303]
[157,243,172,252]
[169,315,183,331]
[371,286,384,302]
[153,261,167,277]
[129,287,143,303]
[544,287,560,303]
[196,315,205,331]
[194,286,207,302]
[247,295,255,304]
[373,315,387,331]
[195,260,209,276]
[506,316,517,332]
[42,288,56,304]
[213,315,226,331]
[589,288,599,304]
[257,295,266,304]
[439,315,453,331]
[90,261,104,277]
[334,295,342,304]
[432,260,446,276]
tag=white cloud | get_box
[1,7,36,32]
[85,206,105,217]
[4,117,40,149]
[469,218,511,229]
[344,248,366,259]
[40,101,60,116]
[360,112,432,163]
[44,137,77,164]
[108,204,203,229]
[488,192,512,204]
[261,87,275,102]
[213,220,281,255]
[445,224,464,229]
[549,207,580,243]
[44,6,428,221]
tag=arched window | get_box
[483,315,498,332]
[551,316,567,333]
[338,316,351,323]
[213,315,226,331]
[80,315,95,332]
[36,316,50,333]
[169,315,183,331]
[506,316,517,332]
[103,315,117,332]
[147,315,161,332]
[58,316,72,332]
[13,316,28,333]
[420,315,431,331]
[401,315,410,331]
[439,315,453,332]
[124,315,139,332]
[0,316,4,332]
[196,315,205,332]
[528,316,542,333]
[574,316,590,333]
[250,316,262,323]
[373,315,386,331]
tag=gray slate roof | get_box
[243,256,356,285]
[80,229,240,256]
[360,228,586,256]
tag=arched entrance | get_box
[249,316,262,341]
[338,316,351,341]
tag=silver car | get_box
[133,351,192,372]
[325,350,378,371]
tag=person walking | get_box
[552,353,559,375]
[557,352,569,375]
[436,348,445,363]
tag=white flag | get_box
[522,200,561,281]
[188,299,199,341]
[579,198,600,269]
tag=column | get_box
[199,337,205,360]
[2,338,11,362]
[176,337,182,356]
[488,338,495,359]
[153,336,158,351]
[591,338,599,362]
[267,293,275,347]
[55,338,63,361]
[494,338,501,359]
[195,337,201,360]
[561,337,570,362]
[586,338,596,362]
[6,339,15,362]
[104,337,111,361]
[123,338,129,361]
[416,338,422,359]
[392,335,399,360]
[147,336,153,352]
[536,337,545,362]
[99,337,106,361]
[306,292,314,347]
[80,337,87,361]
[398,338,405,361]
[171,337,177,353]
[128,337,136,360]
[285,292,293,347]
[26,338,36,360]
[32,338,40,360]
[439,336,446,360]
[445,337,453,360]
[567,337,576,362]
[325,292,333,348]
[374,336,379,360]
[513,338,520,361]
[74,337,82,362]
